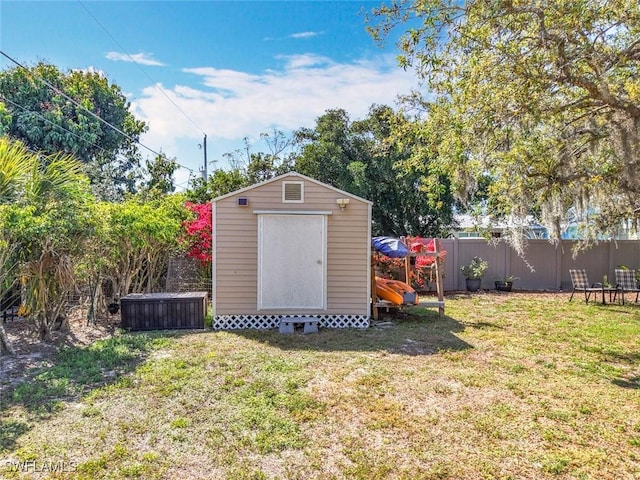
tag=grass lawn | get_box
[1,292,639,479]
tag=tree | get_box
[186,168,248,204]
[185,130,296,203]
[139,153,179,199]
[0,62,148,201]
[0,138,95,341]
[294,109,357,188]
[0,139,30,354]
[245,151,292,185]
[0,232,18,356]
[0,135,32,202]
[294,106,455,237]
[95,195,189,299]
[223,130,295,184]
[367,0,640,247]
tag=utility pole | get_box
[203,134,208,181]
[200,134,208,181]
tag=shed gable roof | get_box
[211,171,372,205]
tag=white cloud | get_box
[276,53,333,69]
[106,51,165,67]
[133,53,418,172]
[289,31,322,39]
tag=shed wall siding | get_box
[214,178,370,316]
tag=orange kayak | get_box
[375,277,418,305]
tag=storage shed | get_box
[212,172,372,330]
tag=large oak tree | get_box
[368,0,640,247]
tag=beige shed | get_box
[211,172,372,330]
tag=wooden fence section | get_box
[438,239,640,292]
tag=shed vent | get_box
[282,181,304,203]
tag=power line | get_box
[1,49,161,157]
[76,0,207,137]
[173,178,194,192]
[0,94,113,157]
[0,49,194,175]
[0,94,166,179]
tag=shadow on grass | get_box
[233,309,471,356]
[597,304,640,315]
[608,351,640,390]
[612,376,640,389]
[0,330,186,452]
[0,419,30,453]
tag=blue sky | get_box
[1,1,418,189]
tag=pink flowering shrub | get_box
[180,202,212,266]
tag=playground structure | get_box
[371,236,445,319]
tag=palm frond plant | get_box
[0,139,32,202]
[1,139,94,341]
[495,274,519,292]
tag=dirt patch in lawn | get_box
[1,309,120,394]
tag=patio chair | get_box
[614,269,640,305]
[569,269,603,304]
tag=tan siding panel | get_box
[214,175,370,316]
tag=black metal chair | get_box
[614,269,640,305]
[569,269,602,304]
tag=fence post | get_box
[505,240,511,281]
[453,238,460,290]
[555,240,563,290]
[608,240,615,281]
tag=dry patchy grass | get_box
[1,292,639,479]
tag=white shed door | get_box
[258,214,326,310]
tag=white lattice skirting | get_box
[213,314,370,330]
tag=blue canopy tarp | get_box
[372,236,409,258]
